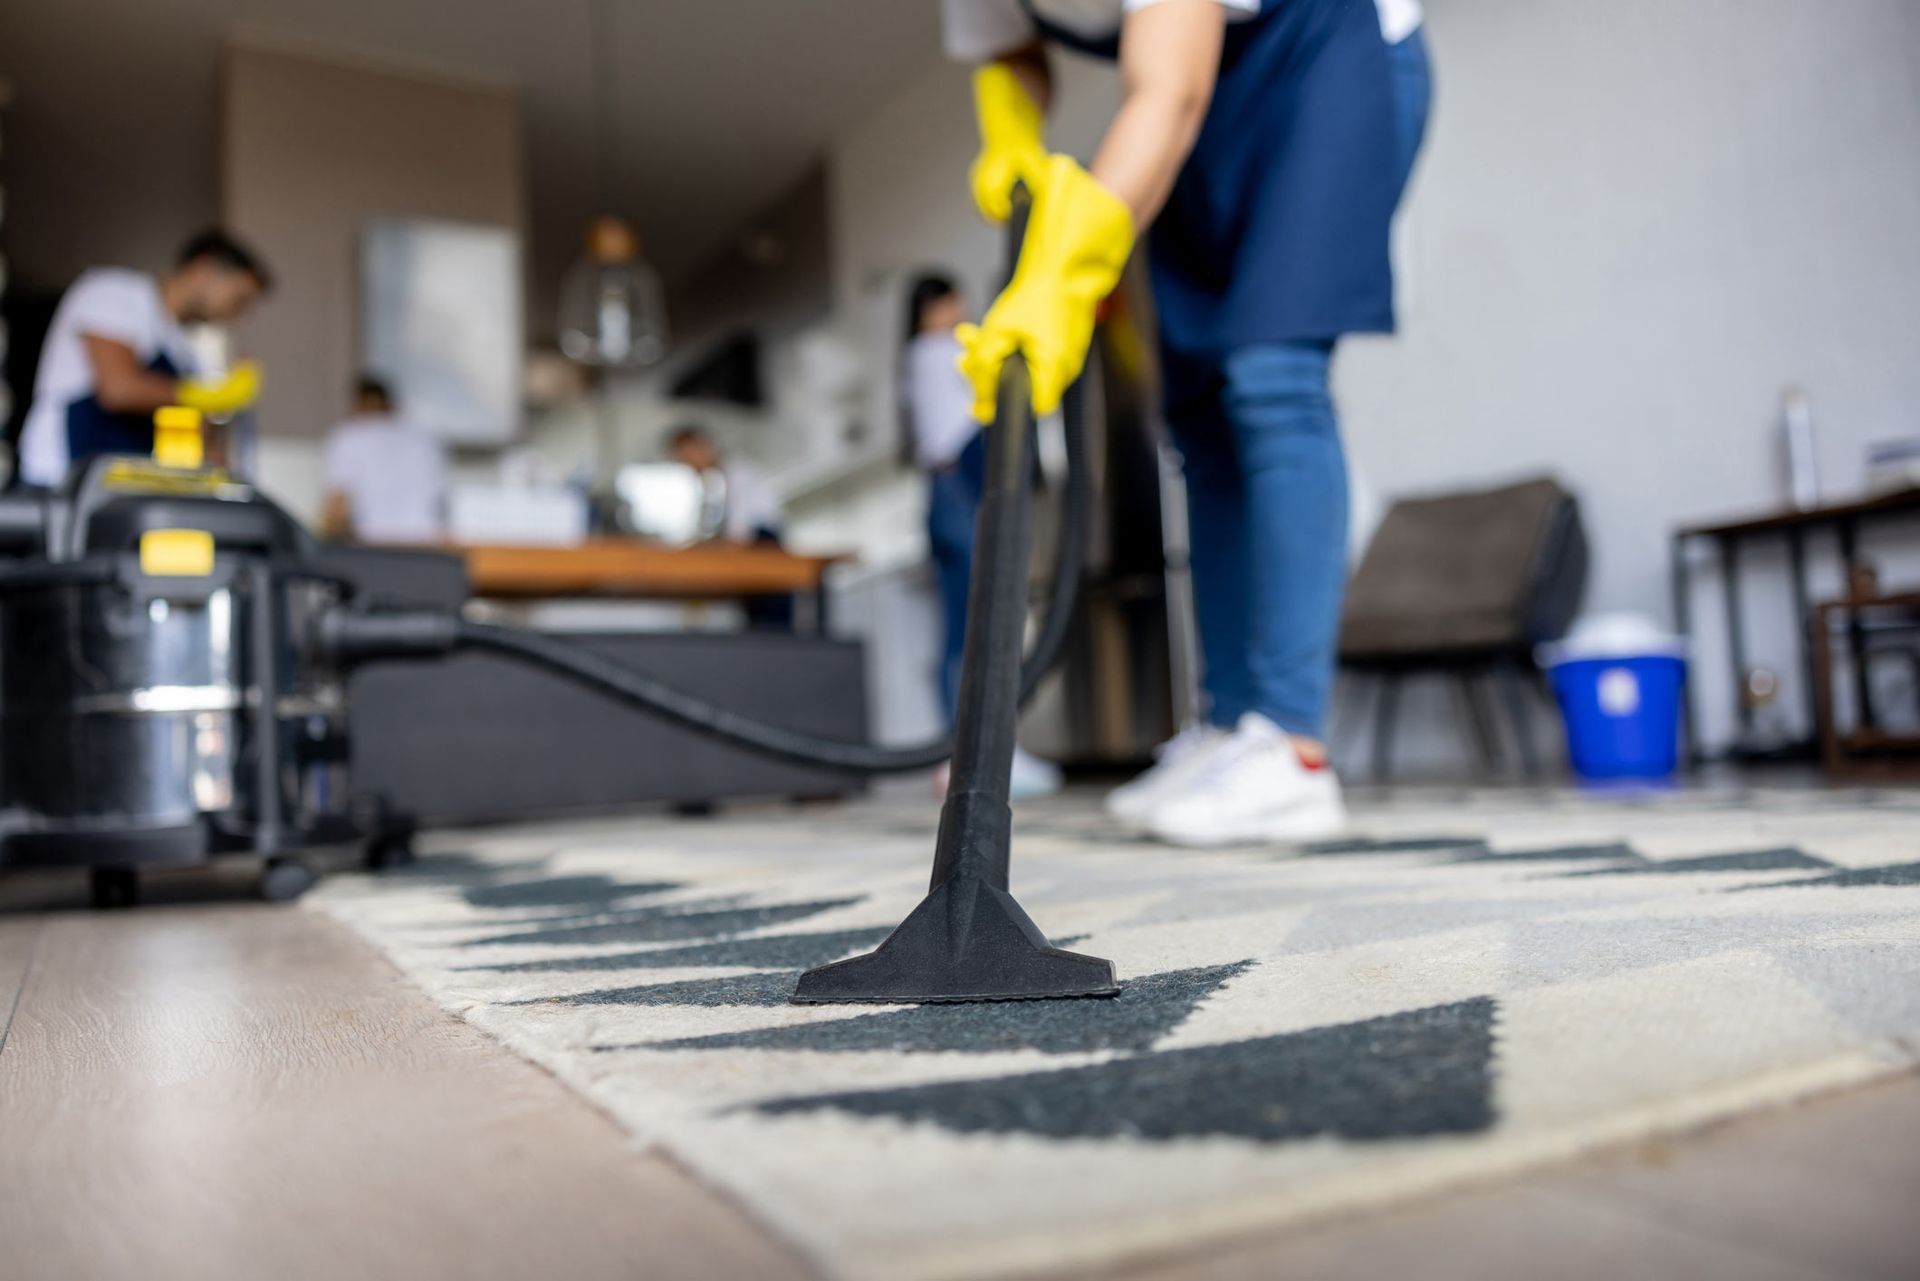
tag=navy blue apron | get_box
[65,349,182,469]
[1020,0,1401,353]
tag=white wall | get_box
[1339,0,1920,762]
[253,437,328,525]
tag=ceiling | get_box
[0,0,943,303]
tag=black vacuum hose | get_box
[420,385,1088,775]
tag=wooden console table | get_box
[1672,487,1920,762]
[1810,591,1920,781]
[456,539,845,628]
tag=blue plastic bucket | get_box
[1548,654,1686,782]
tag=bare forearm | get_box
[82,333,185,414]
[98,375,180,414]
[1090,0,1222,227]
[1091,85,1210,226]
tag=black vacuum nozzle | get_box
[794,336,1119,1006]
[791,878,1117,1004]
[793,792,1118,1004]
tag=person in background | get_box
[943,0,1430,845]
[18,229,270,487]
[666,424,793,629]
[322,376,448,544]
[902,271,1063,801]
[666,425,784,546]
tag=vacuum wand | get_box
[790,194,1122,1003]
[939,357,1039,867]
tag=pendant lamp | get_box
[557,0,667,370]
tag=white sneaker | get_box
[1145,713,1347,848]
[1010,747,1063,801]
[1104,722,1230,826]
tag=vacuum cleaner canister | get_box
[0,457,360,905]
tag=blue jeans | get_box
[1166,342,1346,737]
[1164,30,1430,739]
[927,435,987,722]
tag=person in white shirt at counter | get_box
[18,229,269,487]
[322,375,448,544]
[666,425,784,546]
[667,424,794,630]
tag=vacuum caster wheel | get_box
[260,857,318,903]
[363,832,416,872]
[90,867,140,910]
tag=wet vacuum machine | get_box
[0,427,368,907]
[0,204,1118,1005]
[0,402,1115,1007]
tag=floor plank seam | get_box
[320,906,822,1276]
[1536,1174,1860,1280]
[0,919,44,1062]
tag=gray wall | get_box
[1335,0,1920,762]
[0,0,939,339]
[0,0,219,297]
[222,40,525,441]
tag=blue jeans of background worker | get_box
[927,433,989,721]
[1165,29,1432,741]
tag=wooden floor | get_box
[2,864,1917,1281]
[0,867,804,1281]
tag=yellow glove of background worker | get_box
[969,64,1048,223]
[957,154,1135,422]
[176,360,263,418]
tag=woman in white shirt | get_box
[902,271,1062,800]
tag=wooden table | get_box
[1809,590,1920,781]
[1672,487,1920,762]
[455,539,844,627]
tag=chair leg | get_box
[1372,673,1401,783]
[1455,671,1500,776]
[1470,673,1510,776]
[1496,660,1541,779]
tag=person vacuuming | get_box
[945,0,1430,846]
[17,230,270,487]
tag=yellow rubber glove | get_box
[177,360,263,418]
[957,154,1134,421]
[969,64,1048,224]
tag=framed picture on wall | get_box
[361,217,522,445]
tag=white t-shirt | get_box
[324,413,448,544]
[719,459,784,544]
[905,332,979,470]
[941,0,1421,60]
[20,268,198,487]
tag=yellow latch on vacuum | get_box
[139,529,216,577]
[153,406,205,470]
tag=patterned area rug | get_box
[311,786,1920,1280]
